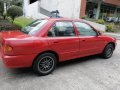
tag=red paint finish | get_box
[47,37,80,61]
[0,18,117,68]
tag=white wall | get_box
[23,0,82,19]
[40,0,81,18]
[23,0,41,19]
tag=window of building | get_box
[74,22,97,36]
[30,0,37,4]
[48,21,75,37]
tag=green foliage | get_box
[7,5,23,22]
[12,0,22,7]
[0,20,20,31]
[13,16,33,28]
[96,19,105,25]
[3,12,7,19]
[106,25,113,32]
[81,16,87,19]
[0,1,4,16]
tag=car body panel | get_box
[46,37,80,61]
[0,18,117,68]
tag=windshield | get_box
[21,19,48,36]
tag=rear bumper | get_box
[0,52,36,68]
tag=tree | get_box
[0,1,4,16]
[0,0,12,19]
[7,5,23,22]
[12,0,23,7]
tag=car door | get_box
[47,21,79,61]
[74,21,104,57]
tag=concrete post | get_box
[4,3,7,13]
[114,7,118,17]
[96,0,102,19]
[80,0,87,18]
[23,0,29,16]
[38,0,41,13]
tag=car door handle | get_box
[53,41,59,43]
[82,40,86,42]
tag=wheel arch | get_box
[107,42,116,50]
[32,50,59,66]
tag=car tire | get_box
[33,53,57,76]
[101,44,114,59]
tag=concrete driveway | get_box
[0,41,120,90]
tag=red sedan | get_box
[0,18,117,75]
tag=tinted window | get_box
[48,22,75,37]
[21,20,48,36]
[74,22,97,36]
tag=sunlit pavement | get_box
[104,33,120,40]
[0,40,120,90]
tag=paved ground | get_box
[104,33,120,40]
[0,41,120,90]
[84,20,106,32]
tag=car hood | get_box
[0,31,30,39]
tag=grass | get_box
[13,16,34,28]
[108,23,120,33]
[112,30,120,33]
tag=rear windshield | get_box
[21,19,48,36]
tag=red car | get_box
[0,18,117,75]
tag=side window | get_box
[74,22,97,36]
[47,21,75,37]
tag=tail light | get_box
[4,44,13,53]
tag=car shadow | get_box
[6,55,102,78]
[57,55,101,68]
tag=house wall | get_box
[23,0,82,19]
[23,0,45,19]
[104,0,120,6]
[40,0,81,18]
[80,0,87,17]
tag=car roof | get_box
[38,17,84,22]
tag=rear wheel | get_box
[33,53,57,76]
[101,44,114,59]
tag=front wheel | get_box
[101,44,114,59]
[33,53,57,76]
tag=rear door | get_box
[74,21,104,57]
[47,21,79,61]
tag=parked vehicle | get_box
[0,18,117,76]
[104,17,120,23]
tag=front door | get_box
[74,21,104,57]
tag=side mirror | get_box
[48,31,53,37]
[97,31,102,36]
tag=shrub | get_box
[96,19,105,25]
[81,16,87,19]
[7,5,23,22]
[0,20,20,31]
[3,12,7,20]
[106,25,113,32]
[13,16,33,29]
[0,1,4,17]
